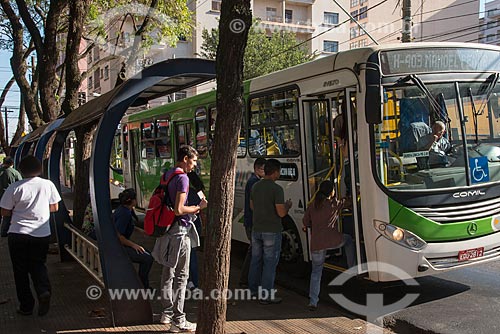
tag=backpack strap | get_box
[161,169,184,187]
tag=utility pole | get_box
[402,0,412,42]
[3,107,13,144]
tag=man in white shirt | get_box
[417,121,452,167]
[0,155,61,316]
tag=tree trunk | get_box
[37,0,65,122]
[197,1,251,334]
[1,0,43,130]
[0,76,15,152]
[61,0,90,115]
[72,122,98,228]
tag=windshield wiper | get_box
[467,72,500,144]
[468,87,480,144]
[396,74,444,121]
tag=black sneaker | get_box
[259,297,282,305]
[17,308,33,316]
[38,292,51,316]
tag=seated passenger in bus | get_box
[302,180,355,311]
[113,188,153,289]
[416,121,453,167]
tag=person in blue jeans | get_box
[113,188,153,289]
[302,180,355,310]
[248,159,292,304]
[239,158,266,287]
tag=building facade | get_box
[479,0,500,45]
[81,0,480,103]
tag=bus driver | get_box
[417,121,452,167]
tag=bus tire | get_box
[280,217,302,263]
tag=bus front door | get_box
[343,88,365,273]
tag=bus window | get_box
[141,121,155,159]
[304,100,332,196]
[195,107,208,158]
[237,113,246,158]
[156,119,171,159]
[142,121,155,139]
[249,88,300,157]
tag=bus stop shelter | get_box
[47,58,216,326]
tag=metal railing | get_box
[64,223,104,286]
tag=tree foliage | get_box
[200,22,314,80]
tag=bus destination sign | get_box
[380,48,500,75]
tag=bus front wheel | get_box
[281,218,301,263]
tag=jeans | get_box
[189,247,198,288]
[248,231,282,297]
[8,233,51,312]
[239,226,252,285]
[160,234,191,325]
[124,246,154,289]
[309,234,355,307]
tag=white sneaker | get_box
[160,313,172,324]
[169,320,196,332]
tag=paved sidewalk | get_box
[0,235,392,334]
[0,190,393,333]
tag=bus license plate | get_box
[458,247,484,262]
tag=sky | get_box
[0,50,23,143]
[0,0,490,143]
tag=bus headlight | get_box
[374,220,426,251]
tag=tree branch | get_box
[14,0,43,53]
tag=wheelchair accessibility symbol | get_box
[470,157,489,184]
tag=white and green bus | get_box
[119,43,500,281]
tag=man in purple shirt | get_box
[159,145,207,333]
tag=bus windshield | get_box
[373,78,500,191]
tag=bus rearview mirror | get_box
[365,85,383,124]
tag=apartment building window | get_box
[211,0,221,11]
[487,34,496,42]
[360,0,367,4]
[323,40,338,53]
[359,6,367,19]
[350,0,358,7]
[174,91,187,101]
[359,23,366,35]
[487,9,500,18]
[350,27,358,39]
[487,21,497,29]
[350,10,358,22]
[266,7,277,21]
[94,69,100,89]
[93,47,100,62]
[88,76,93,90]
[78,92,87,106]
[324,12,339,25]
[104,65,109,80]
[285,10,293,23]
[87,49,92,64]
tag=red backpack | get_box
[144,169,184,236]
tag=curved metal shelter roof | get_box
[48,58,216,326]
